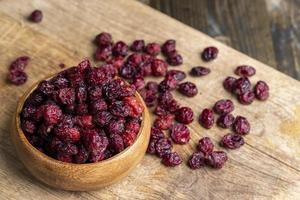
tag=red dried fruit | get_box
[223,76,237,92]
[95,45,112,61]
[83,130,108,154]
[55,127,80,143]
[21,120,36,134]
[93,111,113,127]
[206,151,228,169]
[145,81,158,92]
[132,77,145,90]
[201,46,218,61]
[107,56,124,69]
[8,70,27,85]
[220,133,244,149]
[112,41,129,57]
[108,118,125,135]
[175,107,194,124]
[119,64,136,79]
[110,134,125,153]
[170,123,190,144]
[235,65,256,77]
[100,63,117,79]
[90,99,108,114]
[233,116,250,135]
[154,114,174,130]
[188,151,205,169]
[147,139,157,154]
[29,10,43,23]
[74,145,89,164]
[162,152,182,167]
[232,77,251,95]
[162,40,176,56]
[217,113,235,128]
[151,59,167,76]
[57,154,73,163]
[95,32,112,46]
[238,91,255,105]
[124,96,144,118]
[213,99,234,114]
[122,129,137,147]
[158,77,178,92]
[75,115,93,128]
[166,70,186,82]
[197,137,214,156]
[145,42,161,56]
[10,56,30,71]
[58,88,75,105]
[154,105,169,116]
[130,40,145,52]
[155,138,172,158]
[40,104,62,125]
[254,81,269,101]
[178,82,198,97]
[166,51,183,66]
[199,108,214,129]
[139,89,156,107]
[190,66,211,77]
[150,127,165,140]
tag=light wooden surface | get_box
[0,0,299,199]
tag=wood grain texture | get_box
[0,0,299,199]
[144,0,300,80]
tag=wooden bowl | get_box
[11,74,151,191]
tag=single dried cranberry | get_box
[95,32,112,46]
[139,89,156,107]
[145,43,161,56]
[126,118,141,134]
[233,116,250,135]
[254,81,269,101]
[57,88,75,105]
[130,40,145,52]
[206,151,228,169]
[157,91,173,105]
[21,120,36,134]
[166,70,186,82]
[74,145,89,164]
[217,113,235,128]
[29,10,43,23]
[122,129,137,147]
[197,137,214,156]
[21,105,37,119]
[154,105,169,116]
[90,99,108,114]
[132,77,145,90]
[199,108,214,129]
[162,39,176,55]
[8,70,27,85]
[150,127,165,140]
[162,152,182,167]
[83,130,108,154]
[201,46,218,61]
[158,77,178,92]
[178,82,198,97]
[40,104,62,125]
[89,151,106,162]
[124,96,144,118]
[220,133,244,149]
[55,127,80,143]
[147,139,157,154]
[38,81,55,96]
[151,59,167,76]
[95,45,112,61]
[88,86,103,101]
[110,134,125,153]
[188,151,205,169]
[86,67,106,86]
[107,56,124,69]
[100,63,117,79]
[175,107,194,124]
[190,66,211,76]
[166,51,183,66]
[77,59,91,72]
[145,81,158,93]
[155,138,172,158]
[223,76,237,92]
[57,143,78,156]
[232,77,251,95]
[170,123,190,144]
[93,111,113,127]
[119,64,136,79]
[9,56,30,71]
[154,114,174,130]
[238,91,255,105]
[235,65,256,77]
[112,41,129,57]
[213,99,234,114]
[75,115,93,128]
[52,77,69,89]
[126,53,143,67]
[110,101,131,117]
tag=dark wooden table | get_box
[140,0,300,80]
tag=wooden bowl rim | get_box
[15,72,149,168]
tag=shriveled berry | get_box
[29,10,43,23]
[108,118,125,135]
[145,43,161,56]
[154,114,174,130]
[232,77,251,95]
[167,51,183,66]
[223,76,237,92]
[155,138,172,158]
[213,99,234,114]
[57,154,73,163]
[154,105,169,116]
[90,99,108,114]
[233,116,250,135]
[151,59,167,76]
[107,56,124,69]
[119,64,136,79]
[132,77,145,90]
[162,152,182,167]
[166,70,186,82]
[238,91,255,105]
[112,41,129,57]
[110,134,125,153]
[150,127,165,140]
[55,127,80,143]
[93,111,113,127]
[201,46,218,61]
[8,70,27,85]
[175,107,194,124]
[100,63,117,79]
[188,151,205,169]
[197,137,214,156]
[254,81,269,101]
[158,77,178,92]
[178,82,198,97]
[217,113,235,128]
[145,81,158,92]
[147,139,157,154]
[83,130,108,154]
[95,45,112,61]
[206,151,228,169]
[75,115,93,128]
[122,129,137,147]
[95,32,112,46]
[199,108,214,129]
[88,86,103,101]
[139,89,156,107]
[190,66,211,77]
[170,123,190,144]
[130,40,145,52]
[40,104,62,125]
[21,120,36,134]
[162,39,176,55]
[220,133,244,149]
[58,88,75,105]
[9,56,30,71]
[124,96,144,118]
[21,106,37,119]
[74,145,89,164]
[235,65,256,77]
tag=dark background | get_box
[140,0,300,80]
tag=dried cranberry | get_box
[178,82,198,97]
[130,40,145,52]
[74,145,89,164]
[154,105,169,116]
[166,51,183,66]
[88,86,103,101]
[86,67,106,86]
[170,123,190,144]
[238,91,255,105]
[40,104,62,125]
[122,129,137,147]
[147,139,157,154]
[57,154,73,163]
[155,138,172,158]
[220,133,244,149]
[254,81,269,101]
[119,64,136,79]
[108,118,125,135]
[145,43,161,56]
[55,127,80,143]
[201,46,218,61]
[150,127,165,140]
[112,41,128,57]
[162,39,176,55]
[162,152,182,167]
[206,151,228,169]
[109,101,131,117]
[132,77,145,90]
[93,111,113,127]
[190,66,211,77]
[21,120,36,134]
[10,56,30,71]
[197,137,214,156]
[139,89,156,107]
[175,107,194,124]
[95,32,112,46]
[235,65,256,77]
[217,113,235,128]
[124,96,144,118]
[107,56,124,69]
[145,81,158,92]
[151,59,167,76]
[8,70,27,85]
[232,77,251,95]
[83,130,108,154]
[100,63,117,79]
[166,70,186,82]
[110,134,125,153]
[21,105,37,119]
[95,45,112,61]
[29,10,43,23]
[154,114,174,130]
[75,115,93,128]
[233,116,250,135]
[52,77,69,89]
[223,76,237,92]
[158,77,178,92]
[57,88,75,105]
[188,152,205,169]
[199,108,214,129]
[90,99,108,114]
[213,99,234,114]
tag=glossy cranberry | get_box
[166,51,183,66]
[95,32,112,46]
[112,41,129,56]
[217,113,235,128]
[190,66,211,76]
[162,152,182,167]
[95,45,112,61]
[254,81,269,101]
[130,40,145,52]
[232,77,251,95]
[199,108,214,129]
[201,46,218,61]
[223,76,237,92]
[220,133,244,149]
[155,138,172,158]
[154,114,174,130]
[178,82,198,97]
[145,42,161,56]
[206,151,228,169]
[238,91,255,105]
[213,99,234,114]
[29,10,43,23]
[162,39,176,55]
[188,151,205,169]
[166,70,186,82]
[175,107,194,124]
[235,65,256,77]
[170,123,190,144]
[8,70,27,85]
[197,137,214,156]
[151,59,167,76]
[9,56,30,71]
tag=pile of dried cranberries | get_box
[20,60,144,163]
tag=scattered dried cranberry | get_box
[201,46,218,61]
[220,133,244,149]
[235,65,256,77]
[29,10,43,23]
[166,70,186,82]
[166,51,183,66]
[162,40,176,55]
[206,151,228,169]
[254,81,269,101]
[95,45,112,61]
[151,59,167,76]
[233,116,250,135]
[112,41,129,57]
[8,70,27,85]
[199,108,214,129]
[130,40,145,52]
[188,151,205,169]
[213,99,234,114]
[197,137,214,156]
[217,113,235,128]
[232,77,251,95]
[158,77,178,92]
[223,76,237,92]
[95,32,112,46]
[175,107,194,124]
[155,138,172,158]
[144,43,161,56]
[10,56,30,71]
[154,114,174,130]
[238,91,255,105]
[190,66,211,77]
[178,82,198,97]
[162,152,182,167]
[170,123,190,144]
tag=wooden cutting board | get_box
[0,0,299,199]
